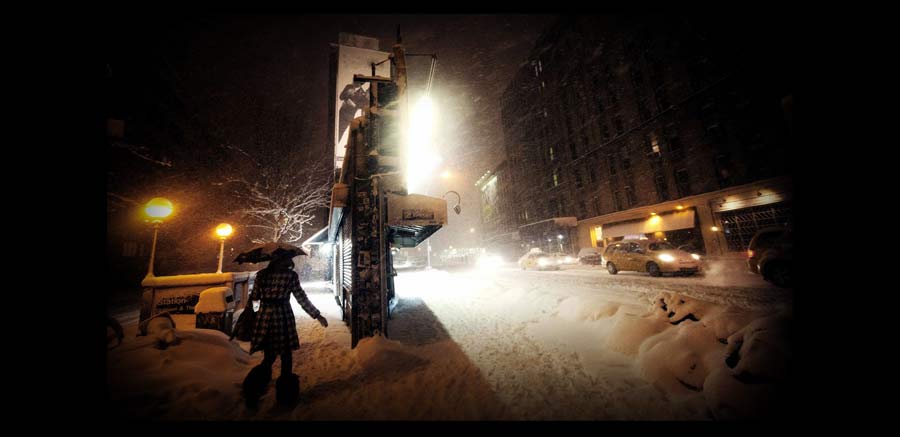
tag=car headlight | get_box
[565,257,575,263]
[691,254,701,260]
[658,254,676,263]
[537,258,550,266]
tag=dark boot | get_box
[276,373,299,405]
[242,364,272,407]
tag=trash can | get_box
[194,287,235,336]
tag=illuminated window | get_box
[553,170,559,186]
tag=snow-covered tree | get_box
[218,147,331,244]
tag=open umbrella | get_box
[233,242,308,264]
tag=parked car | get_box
[577,247,603,265]
[518,251,560,271]
[747,227,792,288]
[603,239,702,276]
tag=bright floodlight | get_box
[407,95,441,194]
[215,223,233,238]
[144,197,173,221]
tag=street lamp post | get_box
[215,223,234,274]
[143,197,173,279]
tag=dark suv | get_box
[747,227,792,288]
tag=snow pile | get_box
[142,272,237,287]
[604,311,669,356]
[637,319,723,396]
[539,287,791,419]
[587,291,794,419]
[138,312,180,349]
[108,328,254,420]
[354,334,428,375]
[194,287,233,313]
[557,295,620,321]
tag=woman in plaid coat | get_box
[249,255,328,377]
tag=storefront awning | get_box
[600,210,695,239]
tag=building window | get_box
[588,165,597,183]
[675,168,691,197]
[714,153,732,187]
[553,169,559,187]
[606,68,618,104]
[655,86,670,111]
[655,173,669,201]
[613,115,624,136]
[608,155,617,176]
[549,146,555,161]
[575,170,584,190]
[579,200,588,218]
[569,142,579,159]
[624,186,637,208]
[600,122,610,142]
[631,66,644,89]
[647,131,661,157]
[123,241,138,257]
[668,135,684,161]
[637,98,651,122]
[621,153,631,172]
[593,195,601,215]
[612,189,623,211]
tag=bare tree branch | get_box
[219,150,331,244]
[111,141,173,167]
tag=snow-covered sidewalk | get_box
[107,268,793,420]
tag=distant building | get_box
[498,15,793,258]
[474,161,520,259]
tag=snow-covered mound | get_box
[108,328,254,420]
[195,287,233,313]
[354,334,428,376]
[557,295,620,321]
[533,287,792,419]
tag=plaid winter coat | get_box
[249,268,321,355]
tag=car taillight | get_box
[747,250,754,258]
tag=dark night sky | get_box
[108,14,556,249]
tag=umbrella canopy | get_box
[233,242,308,264]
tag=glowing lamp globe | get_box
[144,197,173,222]
[216,223,233,238]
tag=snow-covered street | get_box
[108,263,792,420]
